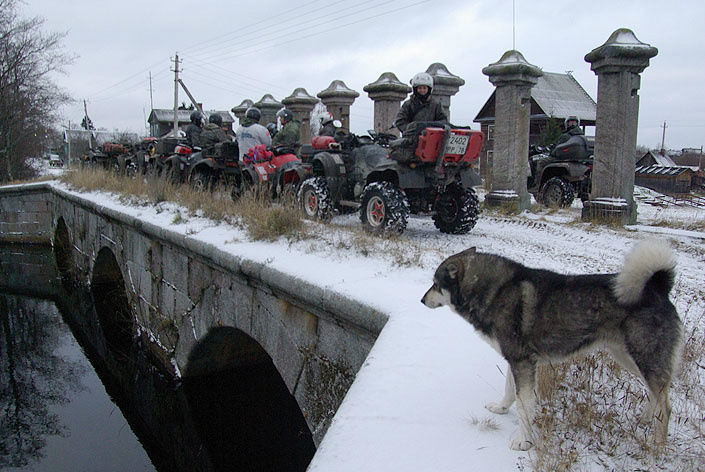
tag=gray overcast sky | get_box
[23,0,705,149]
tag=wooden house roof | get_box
[474,72,596,124]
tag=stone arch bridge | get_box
[0,183,387,450]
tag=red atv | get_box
[234,144,309,199]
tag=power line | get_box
[191,0,384,63]
[194,0,432,62]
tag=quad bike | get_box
[234,144,309,200]
[85,142,137,175]
[298,122,484,235]
[187,140,242,192]
[527,134,594,208]
[160,141,197,183]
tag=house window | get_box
[487,124,495,141]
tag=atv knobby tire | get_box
[433,184,479,234]
[192,168,212,192]
[298,177,332,221]
[540,176,575,208]
[359,181,410,234]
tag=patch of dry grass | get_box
[59,167,307,241]
[524,305,705,472]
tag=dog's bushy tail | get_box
[613,240,676,305]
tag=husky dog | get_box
[421,241,682,451]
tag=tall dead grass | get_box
[525,305,705,471]
[59,167,306,241]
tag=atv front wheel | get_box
[192,169,212,192]
[432,184,479,234]
[359,181,410,234]
[540,177,575,208]
[298,177,332,221]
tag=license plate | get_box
[446,132,469,155]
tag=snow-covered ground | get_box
[19,175,705,470]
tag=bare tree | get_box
[0,0,72,182]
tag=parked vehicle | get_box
[527,135,594,207]
[188,141,242,193]
[161,142,197,183]
[235,144,309,200]
[297,122,484,235]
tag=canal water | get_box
[0,244,315,471]
[0,294,155,472]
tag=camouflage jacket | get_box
[272,120,301,147]
[395,95,447,133]
[199,123,229,149]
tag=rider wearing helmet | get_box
[186,111,203,147]
[557,115,583,144]
[318,114,338,137]
[236,106,272,160]
[394,72,447,134]
[272,108,301,147]
[266,122,278,138]
[199,113,230,149]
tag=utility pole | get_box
[660,120,667,153]
[84,99,93,149]
[171,53,181,136]
[149,71,154,112]
[67,120,71,167]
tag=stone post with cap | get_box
[231,99,254,125]
[281,88,319,144]
[317,80,360,131]
[426,63,465,121]
[582,28,658,224]
[254,94,283,126]
[363,72,411,136]
[482,50,543,211]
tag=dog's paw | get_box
[510,434,533,451]
[485,402,510,414]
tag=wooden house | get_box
[474,71,596,179]
[635,151,695,194]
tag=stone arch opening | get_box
[91,247,134,357]
[53,217,78,284]
[183,327,315,471]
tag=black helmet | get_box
[245,107,261,122]
[208,113,223,126]
[190,111,203,125]
[565,115,580,128]
[266,122,278,135]
[276,108,294,123]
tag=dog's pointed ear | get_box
[446,262,459,280]
[460,247,477,256]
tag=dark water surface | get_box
[0,294,155,472]
[1,243,315,471]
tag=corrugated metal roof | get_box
[648,151,677,167]
[635,165,692,176]
[530,72,596,122]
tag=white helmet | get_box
[410,72,433,89]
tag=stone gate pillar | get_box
[482,50,542,211]
[582,28,658,224]
[363,72,411,136]
[317,80,359,131]
[426,63,465,121]
[254,94,283,126]
[231,99,254,125]
[282,88,319,144]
